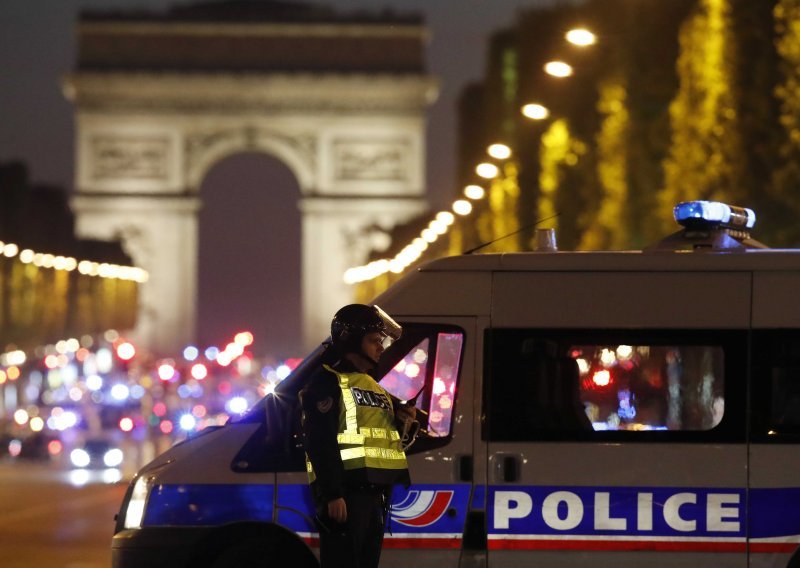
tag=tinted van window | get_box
[752,331,800,441]
[485,329,745,441]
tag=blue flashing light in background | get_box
[183,346,199,361]
[674,200,756,230]
[95,348,113,373]
[48,410,78,431]
[226,396,248,415]
[63,364,78,384]
[110,384,130,401]
[179,414,197,431]
[276,364,291,381]
[205,346,220,361]
[85,374,103,391]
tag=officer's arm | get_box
[300,372,344,503]
[388,393,417,429]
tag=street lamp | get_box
[565,28,597,47]
[521,103,550,120]
[464,184,486,200]
[544,60,574,78]
[487,143,512,160]
[453,200,473,215]
[476,162,500,179]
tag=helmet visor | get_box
[374,305,402,344]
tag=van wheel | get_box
[209,536,289,568]
[210,535,319,568]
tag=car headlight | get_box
[70,448,90,468]
[124,474,155,529]
[103,448,123,468]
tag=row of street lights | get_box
[520,27,598,122]
[343,142,521,284]
[342,27,600,285]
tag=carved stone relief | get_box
[114,224,153,269]
[332,138,409,182]
[91,135,170,180]
[184,127,317,187]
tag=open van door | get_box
[377,317,477,567]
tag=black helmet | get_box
[330,304,402,352]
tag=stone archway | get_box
[196,152,302,358]
[64,3,437,354]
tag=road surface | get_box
[0,459,126,568]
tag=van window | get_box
[751,331,800,441]
[376,324,465,451]
[485,329,745,442]
[381,338,431,403]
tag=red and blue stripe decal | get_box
[391,489,455,527]
[142,482,800,555]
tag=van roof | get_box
[416,248,800,273]
[373,248,800,322]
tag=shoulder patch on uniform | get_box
[316,397,334,413]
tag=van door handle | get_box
[502,455,519,482]
[458,455,473,482]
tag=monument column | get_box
[300,196,426,350]
[71,194,200,354]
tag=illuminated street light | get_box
[544,60,574,77]
[487,143,512,160]
[566,28,597,46]
[436,211,455,225]
[476,162,500,179]
[521,103,550,120]
[464,185,486,200]
[429,219,448,235]
[2,243,18,258]
[453,200,473,215]
[421,228,438,243]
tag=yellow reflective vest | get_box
[306,365,408,485]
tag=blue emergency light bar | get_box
[674,201,756,230]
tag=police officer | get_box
[300,304,415,568]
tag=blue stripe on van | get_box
[143,482,472,534]
[750,487,800,539]
[276,483,318,533]
[144,483,274,526]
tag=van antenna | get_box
[462,213,560,255]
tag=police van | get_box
[112,201,800,567]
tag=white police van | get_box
[112,202,800,567]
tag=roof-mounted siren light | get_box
[648,200,767,251]
[673,201,756,233]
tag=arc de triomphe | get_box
[63,3,437,354]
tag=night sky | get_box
[0,0,550,358]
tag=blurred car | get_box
[9,432,58,461]
[70,439,124,469]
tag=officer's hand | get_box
[328,497,347,523]
[396,404,417,425]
